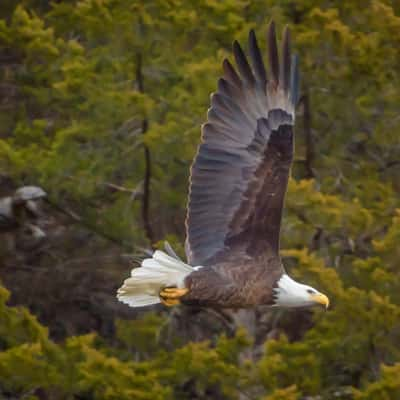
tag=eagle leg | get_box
[159,287,189,307]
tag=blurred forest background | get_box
[0,0,400,399]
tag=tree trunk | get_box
[136,52,155,246]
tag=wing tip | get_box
[281,25,291,93]
[222,58,241,87]
[268,20,276,33]
[248,27,267,87]
[267,20,279,85]
[232,39,255,85]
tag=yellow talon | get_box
[159,287,189,306]
[160,298,180,307]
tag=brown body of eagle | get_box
[183,253,283,308]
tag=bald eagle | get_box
[117,23,329,310]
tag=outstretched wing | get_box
[185,23,299,266]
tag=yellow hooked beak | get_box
[311,293,330,309]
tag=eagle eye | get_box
[307,289,315,294]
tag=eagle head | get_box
[273,274,329,309]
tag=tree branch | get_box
[136,51,155,246]
[43,197,125,247]
[101,181,143,198]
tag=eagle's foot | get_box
[159,287,189,307]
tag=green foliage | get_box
[115,313,164,358]
[354,363,400,400]
[0,0,400,399]
[0,285,47,349]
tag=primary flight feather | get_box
[117,22,329,310]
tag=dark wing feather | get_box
[268,21,280,86]
[280,27,291,92]
[186,23,299,266]
[233,41,255,85]
[248,29,267,87]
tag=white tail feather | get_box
[117,250,194,307]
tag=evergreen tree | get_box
[0,1,399,399]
